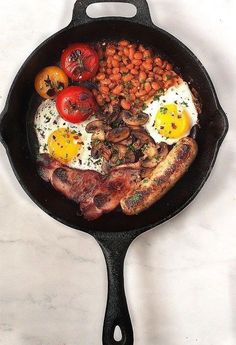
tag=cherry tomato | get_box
[56,86,97,123]
[61,43,99,81]
[34,66,69,99]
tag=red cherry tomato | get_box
[56,86,97,123]
[61,43,99,81]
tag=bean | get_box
[129,93,136,101]
[154,57,163,66]
[106,68,112,75]
[110,73,122,81]
[136,89,147,97]
[123,74,133,82]
[122,57,129,65]
[113,85,124,95]
[120,66,129,74]
[124,47,130,57]
[131,68,139,75]
[127,63,134,70]
[100,78,110,85]
[106,46,116,56]
[118,51,123,56]
[105,95,110,102]
[162,61,167,69]
[108,82,116,89]
[142,61,153,71]
[133,59,143,66]
[145,58,153,65]
[112,67,120,74]
[138,44,145,52]
[96,73,106,81]
[131,79,139,87]
[114,54,121,61]
[143,50,152,59]
[112,59,119,68]
[134,52,143,60]
[139,71,147,83]
[100,86,109,94]
[119,40,130,47]
[144,82,152,93]
[131,86,138,94]
[166,63,173,71]
[121,99,131,110]
[152,81,161,90]
[153,66,164,75]
[129,47,135,60]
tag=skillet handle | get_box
[71,0,153,27]
[95,231,138,345]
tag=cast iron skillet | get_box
[0,0,229,344]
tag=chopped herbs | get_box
[160,107,168,114]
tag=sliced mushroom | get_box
[106,127,130,143]
[141,157,159,169]
[100,144,112,161]
[142,142,158,158]
[132,129,155,145]
[91,143,102,160]
[121,110,149,126]
[85,120,104,133]
[110,144,136,166]
[157,142,169,161]
[91,129,106,142]
[119,137,133,146]
[106,105,121,125]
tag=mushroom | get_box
[131,129,155,145]
[85,120,104,133]
[91,143,102,159]
[121,110,149,126]
[119,137,133,146]
[106,105,121,125]
[142,142,158,158]
[106,127,130,143]
[157,142,169,161]
[141,157,159,169]
[100,143,112,161]
[91,129,106,142]
[110,144,136,166]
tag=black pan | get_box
[0,1,228,344]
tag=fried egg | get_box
[144,81,199,145]
[34,99,103,172]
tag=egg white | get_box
[34,99,104,172]
[144,81,199,145]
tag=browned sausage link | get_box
[120,137,198,215]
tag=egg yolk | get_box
[48,128,82,163]
[155,103,191,139]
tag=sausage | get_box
[120,137,198,215]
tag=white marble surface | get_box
[0,0,236,344]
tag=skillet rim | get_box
[0,18,229,236]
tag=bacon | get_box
[37,154,140,220]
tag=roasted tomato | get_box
[56,86,97,123]
[61,43,99,81]
[34,66,69,99]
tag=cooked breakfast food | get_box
[120,137,198,215]
[33,40,200,220]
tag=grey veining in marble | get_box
[0,0,236,344]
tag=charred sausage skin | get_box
[120,137,198,215]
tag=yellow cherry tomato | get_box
[34,66,69,99]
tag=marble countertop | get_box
[0,0,235,344]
